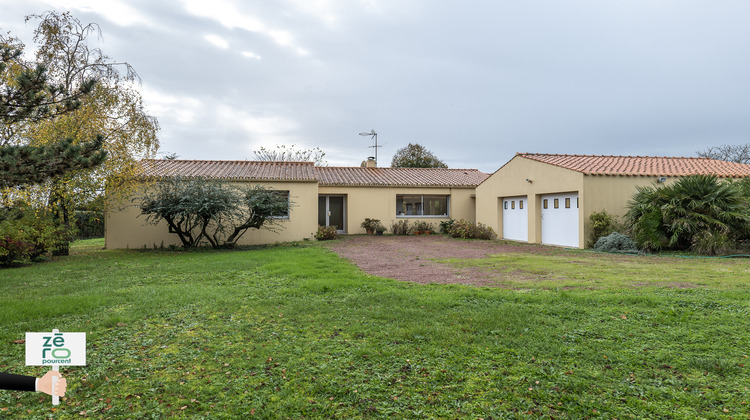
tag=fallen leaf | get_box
[12,339,25,344]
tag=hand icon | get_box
[37,371,66,397]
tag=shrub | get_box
[447,219,496,240]
[593,232,639,253]
[588,210,619,247]
[0,236,38,266]
[360,218,383,232]
[390,220,412,236]
[439,219,455,234]
[626,175,750,252]
[691,230,736,256]
[0,209,68,267]
[314,225,338,241]
[413,221,434,234]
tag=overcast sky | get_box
[2,1,750,172]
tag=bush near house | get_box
[314,225,338,240]
[439,219,455,234]
[593,232,639,254]
[390,220,412,236]
[412,221,434,234]
[447,219,496,240]
[360,218,384,233]
[626,175,750,254]
[587,210,621,247]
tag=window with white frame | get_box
[396,195,449,217]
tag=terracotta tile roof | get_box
[519,153,750,177]
[139,159,489,187]
[139,159,318,181]
[315,167,489,187]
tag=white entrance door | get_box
[502,196,528,242]
[541,193,579,248]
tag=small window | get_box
[511,201,515,210]
[519,200,524,210]
[504,201,508,210]
[543,199,548,209]
[554,198,559,209]
[271,190,290,219]
[565,198,570,208]
[577,197,579,208]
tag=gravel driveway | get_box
[324,234,559,287]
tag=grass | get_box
[0,238,749,418]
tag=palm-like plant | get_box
[626,175,750,252]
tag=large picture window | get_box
[396,195,449,217]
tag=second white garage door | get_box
[502,196,528,242]
[541,193,579,248]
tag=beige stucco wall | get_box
[105,181,319,249]
[317,185,477,234]
[476,156,584,246]
[476,156,691,248]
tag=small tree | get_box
[391,143,448,168]
[139,177,289,249]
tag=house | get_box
[475,153,750,248]
[104,159,489,249]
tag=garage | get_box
[541,192,579,248]
[502,196,528,242]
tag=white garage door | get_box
[502,197,528,242]
[541,193,579,248]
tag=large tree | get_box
[1,39,105,189]
[697,144,750,164]
[390,143,448,168]
[4,12,159,215]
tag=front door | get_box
[318,196,346,233]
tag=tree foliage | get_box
[253,144,327,166]
[697,144,750,164]
[390,143,448,168]
[139,177,290,249]
[1,35,105,190]
[0,135,106,189]
[2,11,159,213]
[626,175,750,253]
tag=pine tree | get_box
[1,41,104,187]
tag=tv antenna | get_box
[358,129,381,165]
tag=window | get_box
[271,190,290,219]
[519,200,524,210]
[504,201,508,210]
[397,195,449,217]
[543,199,548,209]
[511,201,515,210]
[554,198,559,209]
[565,198,570,209]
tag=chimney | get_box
[361,157,377,168]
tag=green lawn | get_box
[1,239,750,419]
